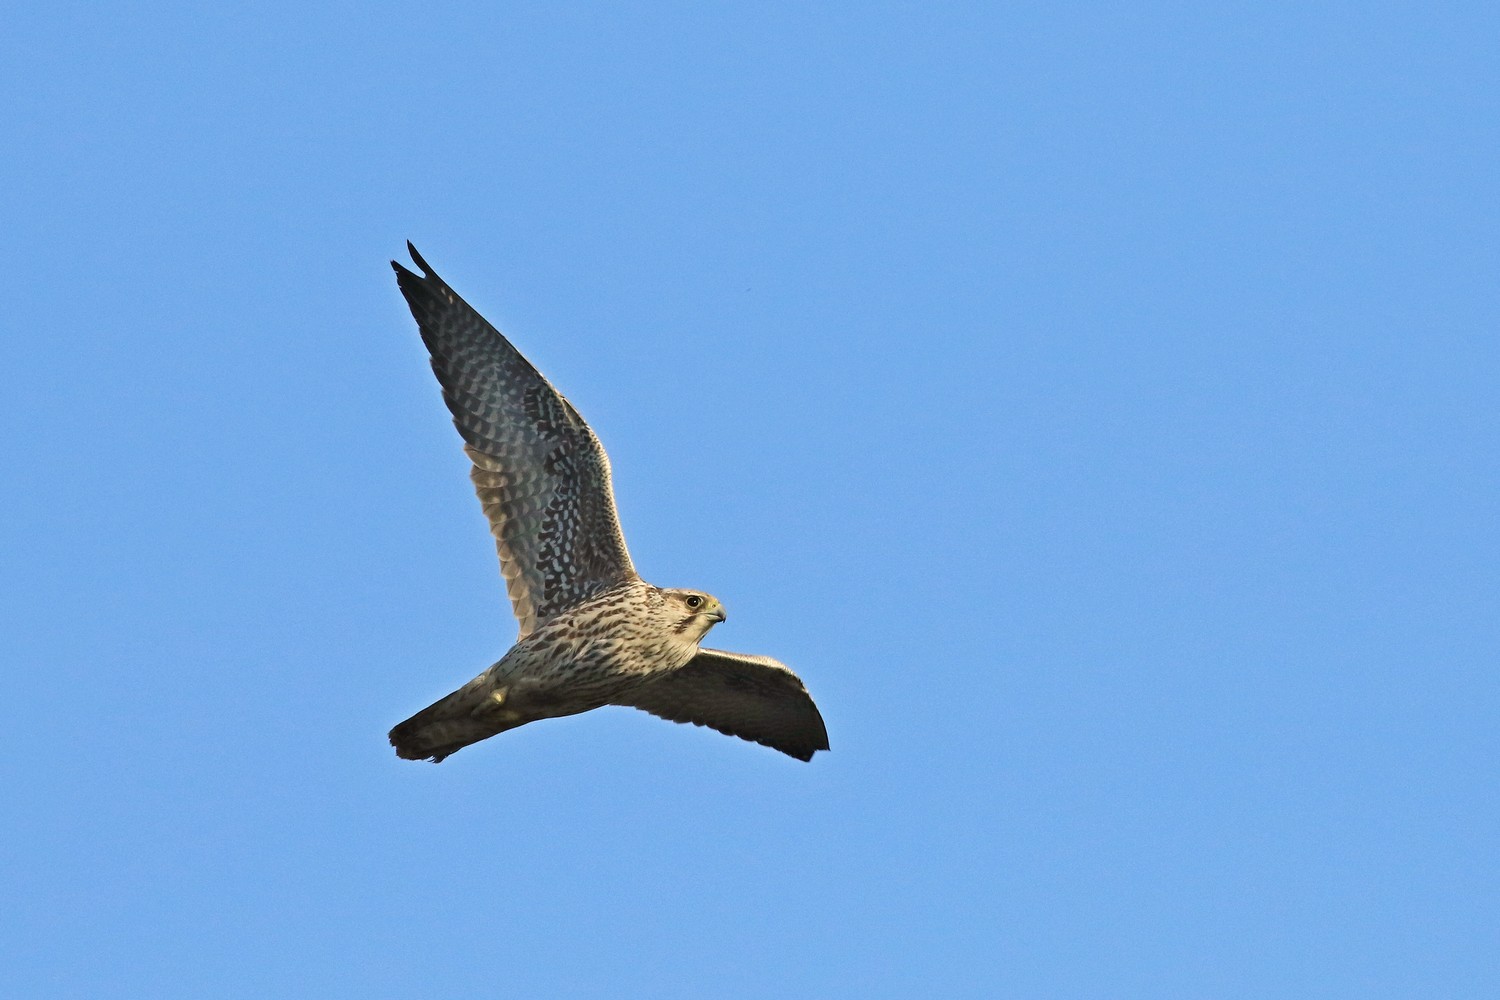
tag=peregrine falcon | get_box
[387,245,829,763]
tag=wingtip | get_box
[777,732,828,762]
[405,241,433,276]
[391,242,434,281]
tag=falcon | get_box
[386,245,829,763]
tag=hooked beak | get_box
[707,603,727,624]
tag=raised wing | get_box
[392,244,636,637]
[614,648,830,761]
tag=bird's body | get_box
[387,245,828,763]
[391,581,716,761]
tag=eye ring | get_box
[685,595,703,610]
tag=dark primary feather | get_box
[613,648,831,761]
[391,244,636,637]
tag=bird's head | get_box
[662,588,727,640]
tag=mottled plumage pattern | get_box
[388,245,828,763]
[393,246,634,637]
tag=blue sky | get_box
[3,2,1496,996]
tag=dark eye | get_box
[685,595,703,610]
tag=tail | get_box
[388,677,522,763]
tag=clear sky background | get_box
[3,3,1496,997]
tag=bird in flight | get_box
[387,245,829,763]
